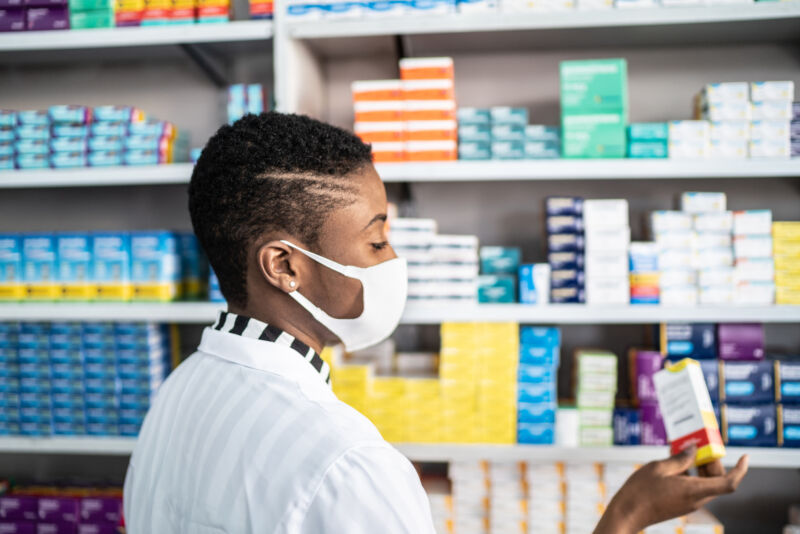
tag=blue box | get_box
[517,422,555,444]
[51,392,85,408]
[724,404,777,447]
[83,361,116,379]
[83,347,116,364]
[548,251,584,271]
[52,124,89,137]
[517,402,556,424]
[209,268,224,302]
[117,361,166,380]
[88,150,124,167]
[48,105,90,124]
[546,196,584,216]
[0,421,20,435]
[491,124,525,142]
[91,121,128,137]
[56,234,93,301]
[458,141,491,160]
[518,263,549,305]
[628,140,668,159]
[0,128,14,142]
[524,140,561,159]
[518,382,557,404]
[88,135,124,152]
[120,392,155,410]
[22,235,58,301]
[120,374,164,394]
[660,323,717,359]
[0,111,16,128]
[16,138,49,154]
[0,141,13,157]
[179,233,208,301]
[19,362,49,379]
[613,408,641,445]
[525,125,561,142]
[520,326,560,348]
[477,275,515,303]
[52,406,85,422]
[480,247,521,275]
[548,233,585,253]
[20,420,52,436]
[84,393,119,409]
[457,108,491,126]
[550,286,585,304]
[18,348,48,363]
[490,107,528,126]
[491,140,524,160]
[84,377,119,395]
[19,391,48,407]
[777,361,800,404]
[700,359,721,403]
[16,153,50,169]
[628,122,668,141]
[518,364,556,384]
[50,136,88,153]
[86,407,118,423]
[92,233,132,301]
[50,362,84,379]
[0,235,23,301]
[781,405,800,447]
[721,361,774,404]
[130,231,180,302]
[54,421,86,435]
[458,124,491,143]
[16,125,50,141]
[50,377,83,394]
[93,105,137,123]
[547,215,584,234]
[551,268,585,289]
[86,422,119,436]
[120,423,141,436]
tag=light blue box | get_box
[52,392,84,408]
[458,141,491,160]
[517,422,555,444]
[90,122,128,137]
[53,421,86,435]
[0,235,23,301]
[209,268,224,302]
[0,155,13,170]
[0,141,14,157]
[86,421,119,436]
[48,105,91,124]
[84,377,119,395]
[518,264,547,305]
[84,393,118,409]
[478,274,516,303]
[628,122,668,141]
[51,151,88,169]
[16,153,49,169]
[120,392,156,410]
[518,382,557,404]
[491,124,525,142]
[50,362,84,379]
[22,234,57,297]
[458,124,491,143]
[124,149,162,166]
[16,125,50,141]
[88,135,124,152]
[491,140,524,160]
[125,134,165,151]
[247,84,265,115]
[20,420,52,436]
[0,111,16,128]
[524,140,561,159]
[52,406,86,422]
[520,326,561,348]
[179,233,208,300]
[0,128,15,142]
[518,363,556,384]
[490,107,528,126]
[52,124,89,138]
[16,138,49,155]
[51,136,88,153]
[92,233,131,301]
[49,349,82,365]
[57,234,92,299]
[129,121,172,137]
[628,140,668,159]
[120,374,164,394]
[525,125,561,142]
[88,150,123,167]
[480,247,521,275]
[457,108,491,126]
[517,403,557,423]
[17,110,49,126]
[130,231,180,301]
[93,106,136,123]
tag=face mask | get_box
[280,240,408,352]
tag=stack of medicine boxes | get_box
[19,323,52,436]
[450,461,489,534]
[698,82,750,159]
[15,110,51,170]
[584,199,630,305]
[527,463,565,534]
[576,349,617,447]
[50,106,91,169]
[130,231,182,302]
[750,81,794,159]
[366,376,405,443]
[733,209,774,305]
[22,235,58,301]
[227,84,266,124]
[546,196,585,304]
[196,0,229,23]
[516,327,559,445]
[0,112,13,170]
[793,101,800,158]
[687,194,734,306]
[564,463,606,534]
[651,209,694,305]
[560,58,627,159]
[628,242,659,304]
[457,107,491,160]
[115,0,143,25]
[248,0,272,18]
[627,122,668,158]
[488,462,526,534]
[490,107,528,160]
[430,234,479,303]
[478,247,520,303]
[388,218,437,303]
[0,324,19,435]
[352,79,405,163]
[525,124,561,159]
[51,322,87,436]
[773,222,800,305]
[69,0,114,28]
[668,120,710,159]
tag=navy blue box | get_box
[548,251,585,270]
[613,408,641,446]
[660,323,717,359]
[724,404,778,447]
[721,361,774,404]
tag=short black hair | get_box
[189,112,373,308]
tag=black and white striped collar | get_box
[212,311,331,385]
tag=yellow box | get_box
[131,282,179,302]
[777,287,800,305]
[0,284,25,301]
[775,255,800,271]
[775,271,800,288]
[94,283,133,302]
[773,222,800,240]
[774,242,800,256]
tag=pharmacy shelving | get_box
[0,437,795,468]
[2,302,800,324]
[3,159,800,189]
[0,20,273,53]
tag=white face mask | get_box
[280,240,408,352]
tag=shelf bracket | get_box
[179,43,229,88]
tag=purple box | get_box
[639,401,667,445]
[0,7,24,30]
[0,498,38,522]
[79,498,121,524]
[0,523,36,534]
[23,0,66,6]
[36,524,76,534]
[718,323,764,361]
[76,524,118,534]
[25,6,68,30]
[0,0,22,8]
[632,350,662,403]
[37,498,78,523]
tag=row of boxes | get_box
[0,485,122,533]
[0,232,209,302]
[517,327,559,445]
[457,106,561,160]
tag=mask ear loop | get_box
[280,240,362,279]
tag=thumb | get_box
[661,445,697,474]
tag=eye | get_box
[371,242,389,251]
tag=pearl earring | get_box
[289,281,296,288]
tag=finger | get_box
[659,446,697,475]
[690,455,750,499]
[698,459,725,478]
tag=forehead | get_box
[320,165,387,234]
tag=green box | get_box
[560,58,628,116]
[69,8,114,28]
[628,122,668,141]
[562,113,626,158]
[458,124,491,143]
[628,140,668,158]
[478,274,516,303]
[457,108,491,126]
[480,246,521,275]
[68,0,112,10]
[458,141,491,160]
[491,140,525,160]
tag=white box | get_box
[751,100,793,121]
[660,285,699,306]
[692,247,733,269]
[456,0,499,12]
[750,120,790,141]
[710,120,750,142]
[734,281,775,304]
[669,120,710,141]
[704,101,751,121]
[750,81,795,102]
[579,408,614,427]
[579,426,614,447]
[585,252,629,278]
[734,258,775,282]
[693,211,733,233]
[585,227,630,252]
[733,209,772,235]
[733,235,773,258]
[583,199,629,230]
[576,0,613,8]
[656,231,693,251]
[693,231,732,250]
[614,0,659,7]
[651,211,692,233]
[658,249,693,270]
[699,267,734,286]
[669,140,711,159]
[660,269,697,287]
[699,285,734,305]
[703,82,749,104]
[709,138,748,159]
[681,192,726,213]
[586,277,630,305]
[750,138,791,158]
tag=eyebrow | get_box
[362,213,387,231]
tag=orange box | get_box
[405,120,457,142]
[354,101,405,122]
[371,142,406,163]
[403,100,456,121]
[352,80,403,102]
[402,79,455,101]
[354,122,406,143]
[249,1,272,14]
[399,57,454,81]
[405,141,457,162]
[170,6,195,17]
[197,4,228,14]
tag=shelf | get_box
[0,21,273,53]
[0,438,794,468]
[4,159,799,189]
[0,164,194,189]
[288,4,800,55]
[1,303,799,324]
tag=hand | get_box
[593,446,749,534]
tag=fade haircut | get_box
[189,112,374,308]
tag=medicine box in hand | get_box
[654,358,725,465]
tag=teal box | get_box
[48,105,91,125]
[526,125,561,142]
[90,121,128,137]
[0,142,13,157]
[458,141,491,160]
[628,140,668,158]
[16,154,49,169]
[0,111,15,128]
[57,234,92,299]
[92,233,131,301]
[490,107,528,126]
[93,106,136,123]
[124,149,164,166]
[478,274,516,303]
[0,155,12,170]
[628,122,668,141]
[480,246,521,274]
[0,128,14,142]
[50,136,88,153]
[130,231,181,301]
[52,124,89,137]
[17,110,49,126]
[88,150,123,167]
[562,113,626,158]
[16,125,50,141]
[51,151,88,168]
[0,235,23,301]
[560,58,629,116]
[89,136,124,152]
[457,108,491,126]
[491,140,525,160]
[16,139,49,155]
[524,140,561,159]
[458,124,491,143]
[491,124,526,142]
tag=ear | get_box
[256,240,303,293]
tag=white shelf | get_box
[0,20,273,52]
[3,160,799,189]
[0,438,794,468]
[377,159,800,182]
[1,302,799,324]
[0,164,194,189]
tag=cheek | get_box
[312,265,365,320]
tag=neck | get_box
[229,296,328,354]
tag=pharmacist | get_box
[123,112,748,534]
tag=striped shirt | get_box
[124,311,436,534]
